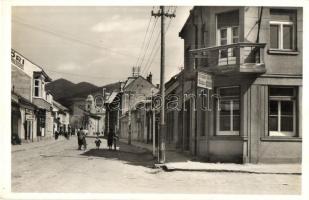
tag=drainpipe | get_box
[192,9,198,157]
[256,7,264,43]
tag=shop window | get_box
[268,87,297,137]
[270,9,296,50]
[216,86,240,136]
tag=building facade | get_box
[119,74,159,144]
[11,49,54,142]
[166,6,302,163]
[52,100,70,134]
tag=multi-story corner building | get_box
[11,49,54,142]
[165,6,302,163]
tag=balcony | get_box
[190,42,266,74]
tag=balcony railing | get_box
[190,42,266,74]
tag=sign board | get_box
[25,114,34,120]
[11,49,25,69]
[197,72,213,89]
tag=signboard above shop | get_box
[25,114,34,120]
[197,72,213,89]
[11,49,25,69]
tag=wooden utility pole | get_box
[151,6,175,164]
[127,91,135,145]
[128,91,132,145]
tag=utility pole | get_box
[151,6,175,164]
[128,91,132,145]
[127,91,135,145]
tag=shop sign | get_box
[197,72,213,89]
[25,114,34,120]
[11,49,25,70]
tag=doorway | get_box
[184,100,191,151]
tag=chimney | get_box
[147,72,153,83]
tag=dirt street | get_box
[11,136,301,194]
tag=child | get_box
[94,137,101,149]
[113,133,119,151]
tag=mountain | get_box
[46,78,76,100]
[46,78,121,107]
[46,79,99,100]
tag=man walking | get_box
[77,128,83,150]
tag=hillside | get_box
[46,79,99,100]
[46,78,121,107]
[45,78,76,100]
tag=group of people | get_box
[107,128,118,150]
[77,128,88,150]
[77,128,118,151]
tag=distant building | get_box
[119,73,159,144]
[52,100,70,134]
[69,96,102,136]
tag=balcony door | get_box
[216,10,239,65]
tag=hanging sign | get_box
[197,72,213,89]
[25,114,34,120]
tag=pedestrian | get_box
[81,129,87,150]
[107,129,114,150]
[113,131,119,151]
[77,128,83,150]
[94,136,101,149]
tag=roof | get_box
[33,71,52,82]
[11,91,38,110]
[179,7,194,38]
[123,75,157,91]
[105,91,118,104]
[12,48,53,82]
[53,100,69,111]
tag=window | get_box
[217,10,239,59]
[34,79,40,97]
[270,9,296,50]
[216,86,240,135]
[268,87,296,137]
[219,28,228,58]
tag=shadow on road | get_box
[80,142,156,168]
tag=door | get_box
[217,27,239,65]
[184,100,191,151]
[217,10,239,65]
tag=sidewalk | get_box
[11,135,67,153]
[119,138,301,175]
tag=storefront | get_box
[173,68,302,163]
[11,92,38,143]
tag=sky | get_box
[12,6,192,86]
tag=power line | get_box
[142,7,176,76]
[12,17,139,59]
[143,8,175,76]
[45,68,160,81]
[134,13,153,68]
[45,68,127,80]
[138,16,159,71]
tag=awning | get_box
[105,91,118,104]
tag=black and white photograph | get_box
[0,0,308,199]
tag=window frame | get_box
[217,26,239,60]
[268,86,297,137]
[216,86,240,136]
[269,20,295,51]
[34,79,41,97]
